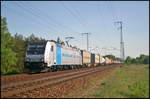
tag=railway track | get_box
[1,65,118,98]
[1,67,91,85]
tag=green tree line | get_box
[1,17,46,75]
[125,55,149,64]
[104,54,149,64]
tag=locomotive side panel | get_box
[56,44,62,65]
[61,46,82,65]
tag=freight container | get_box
[95,54,100,64]
[81,50,91,66]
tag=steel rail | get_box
[1,66,115,98]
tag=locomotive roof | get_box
[47,40,81,50]
[28,41,47,45]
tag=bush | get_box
[2,68,21,75]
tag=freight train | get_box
[24,40,120,73]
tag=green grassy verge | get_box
[86,64,149,98]
[1,68,22,76]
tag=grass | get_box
[86,64,149,98]
[1,68,22,76]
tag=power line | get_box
[22,1,81,41]
[6,1,82,43]
[19,2,73,40]
[16,2,61,34]
[107,2,117,22]
[109,2,119,21]
[16,2,73,40]
[3,5,50,39]
[18,1,84,45]
[68,2,89,31]
[13,3,57,39]
[61,2,88,32]
[26,2,80,34]
[97,2,109,45]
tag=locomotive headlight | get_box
[41,58,44,62]
[26,58,31,61]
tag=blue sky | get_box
[1,1,149,58]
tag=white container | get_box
[82,50,91,64]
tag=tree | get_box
[131,58,137,64]
[116,57,122,61]
[1,17,18,74]
[25,33,45,42]
[125,56,132,64]
[104,54,116,60]
[24,33,46,50]
[12,33,26,72]
[143,55,149,64]
[125,54,149,65]
[136,57,141,64]
[139,54,145,64]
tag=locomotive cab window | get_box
[51,46,53,52]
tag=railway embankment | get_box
[1,64,120,98]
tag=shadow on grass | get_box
[101,82,106,86]
[1,71,22,76]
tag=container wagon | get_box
[81,50,91,67]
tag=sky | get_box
[1,1,149,58]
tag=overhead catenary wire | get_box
[61,1,88,32]
[21,1,90,49]
[2,4,51,39]
[20,3,63,35]
[28,2,80,34]
[26,7,63,33]
[61,2,92,50]
[15,2,61,34]
[107,1,119,22]
[17,1,79,40]
[17,1,76,40]
[23,1,81,41]
[19,1,84,47]
[20,1,83,45]
[96,2,107,34]
[68,2,90,31]
[14,3,57,40]
[96,2,110,48]
[108,2,123,58]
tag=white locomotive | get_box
[25,40,82,72]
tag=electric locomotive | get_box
[24,40,82,73]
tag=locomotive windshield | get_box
[27,42,46,55]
